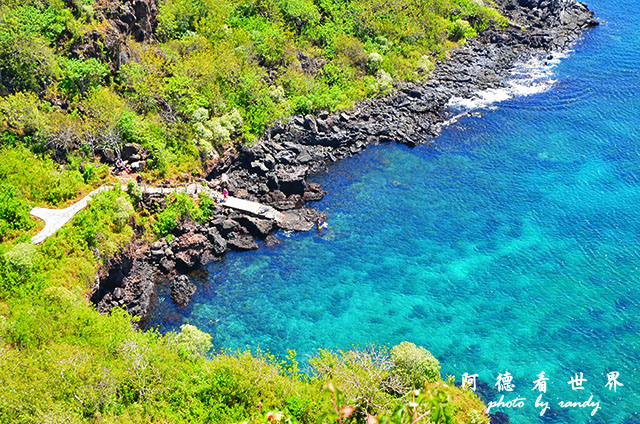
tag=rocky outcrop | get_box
[105,0,159,44]
[91,240,155,324]
[72,0,158,69]
[92,201,327,319]
[169,275,197,308]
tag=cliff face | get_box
[72,0,158,68]
[104,0,159,43]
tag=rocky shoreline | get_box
[91,0,598,324]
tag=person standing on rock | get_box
[222,188,228,202]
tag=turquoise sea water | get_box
[150,0,640,422]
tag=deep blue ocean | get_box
[149,0,640,421]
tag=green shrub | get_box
[4,243,39,271]
[370,69,393,93]
[332,34,368,70]
[59,58,109,98]
[113,196,134,229]
[417,54,434,75]
[249,21,291,67]
[0,2,67,93]
[279,0,321,31]
[192,107,210,123]
[0,92,44,137]
[42,286,76,306]
[0,145,86,206]
[0,184,34,241]
[389,341,441,390]
[320,62,354,88]
[157,0,210,39]
[449,19,476,41]
[268,84,286,103]
[153,192,203,236]
[227,108,243,133]
[367,52,383,74]
[194,122,214,141]
[309,346,399,417]
[198,191,216,220]
[206,118,231,143]
[173,323,213,358]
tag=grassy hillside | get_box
[0,0,505,421]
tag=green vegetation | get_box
[154,191,218,236]
[0,293,488,423]
[390,341,442,389]
[0,0,507,178]
[0,0,507,420]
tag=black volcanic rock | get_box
[169,274,196,308]
[227,234,259,251]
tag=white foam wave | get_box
[446,50,571,113]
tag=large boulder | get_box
[234,215,274,239]
[172,232,212,270]
[227,234,259,251]
[275,166,308,195]
[121,143,141,161]
[170,274,197,307]
[206,226,228,255]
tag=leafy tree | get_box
[59,58,109,98]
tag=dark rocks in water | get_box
[216,218,241,237]
[624,412,640,424]
[206,226,228,255]
[172,232,212,270]
[475,380,501,404]
[265,234,280,246]
[274,165,308,195]
[234,215,274,239]
[278,208,328,232]
[262,190,300,211]
[489,412,511,424]
[169,274,196,307]
[227,234,259,251]
[304,182,326,202]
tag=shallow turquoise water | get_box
[150,1,640,422]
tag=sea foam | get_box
[442,51,571,125]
